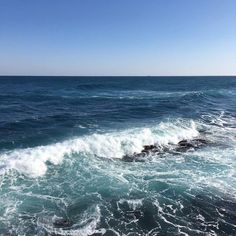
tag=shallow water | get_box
[0,76,236,235]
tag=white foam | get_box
[0,120,199,177]
[119,199,143,210]
[39,205,101,236]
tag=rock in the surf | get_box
[53,218,73,228]
[175,138,207,152]
[122,138,208,162]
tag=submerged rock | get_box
[53,218,73,228]
[123,153,146,162]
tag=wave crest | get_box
[0,120,199,177]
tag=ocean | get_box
[0,76,236,235]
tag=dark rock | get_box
[122,138,208,162]
[178,140,187,145]
[123,145,161,162]
[142,145,157,152]
[176,138,208,152]
[176,140,194,152]
[178,140,194,147]
[141,145,162,155]
[122,155,135,162]
[122,153,146,162]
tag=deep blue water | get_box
[0,76,236,235]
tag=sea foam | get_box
[0,120,199,177]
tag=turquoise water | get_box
[0,76,236,235]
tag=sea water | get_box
[0,76,236,235]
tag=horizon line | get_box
[0,75,236,77]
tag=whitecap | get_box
[0,119,199,177]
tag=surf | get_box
[0,119,199,177]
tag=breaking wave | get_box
[0,119,199,177]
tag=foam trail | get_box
[0,120,199,177]
[39,205,101,236]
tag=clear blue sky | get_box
[0,0,235,76]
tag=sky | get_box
[0,0,236,76]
